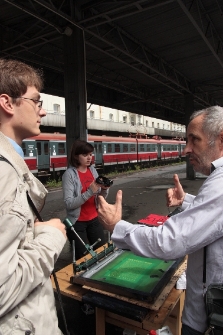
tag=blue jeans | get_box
[181,324,203,335]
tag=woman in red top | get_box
[62,140,110,260]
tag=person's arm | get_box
[99,170,223,260]
[0,165,66,317]
[181,193,195,209]
[62,168,96,210]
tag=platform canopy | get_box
[1,0,223,125]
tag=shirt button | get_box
[15,315,18,319]
[25,331,31,335]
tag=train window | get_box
[150,144,157,152]
[93,142,102,154]
[90,110,94,119]
[115,144,120,152]
[123,144,128,152]
[139,144,145,152]
[58,142,65,155]
[53,104,60,113]
[130,144,136,152]
[37,142,41,155]
[44,143,49,155]
[22,142,26,156]
[149,144,156,152]
[98,143,102,153]
[107,143,112,153]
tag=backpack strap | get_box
[0,156,12,165]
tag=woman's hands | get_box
[89,181,101,193]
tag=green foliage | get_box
[46,178,62,188]
[104,160,185,179]
[134,164,141,171]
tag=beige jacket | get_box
[0,132,66,335]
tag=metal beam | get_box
[3,0,216,108]
[80,0,175,28]
[177,0,223,68]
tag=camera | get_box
[96,175,113,187]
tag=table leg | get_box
[96,307,106,335]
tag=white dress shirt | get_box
[112,157,223,333]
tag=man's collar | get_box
[6,137,24,158]
[211,156,223,172]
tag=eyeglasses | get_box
[19,97,43,109]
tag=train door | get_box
[36,141,50,171]
[178,144,182,157]
[157,143,162,159]
[94,141,103,165]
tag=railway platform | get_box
[41,163,206,335]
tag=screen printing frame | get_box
[71,249,184,303]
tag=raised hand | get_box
[166,174,185,207]
[97,190,122,232]
[89,180,101,193]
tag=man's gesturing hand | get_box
[166,174,185,207]
[98,190,122,232]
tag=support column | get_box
[63,26,87,160]
[184,93,195,179]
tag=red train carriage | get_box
[22,133,186,177]
[22,133,67,176]
[90,135,186,166]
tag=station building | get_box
[40,93,186,139]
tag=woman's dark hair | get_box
[69,140,94,167]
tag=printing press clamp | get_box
[63,218,116,283]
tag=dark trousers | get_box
[181,324,204,335]
[67,216,106,260]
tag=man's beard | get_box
[190,146,217,175]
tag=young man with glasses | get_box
[0,58,67,335]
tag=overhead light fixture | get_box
[64,26,73,36]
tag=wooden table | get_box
[52,247,186,335]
